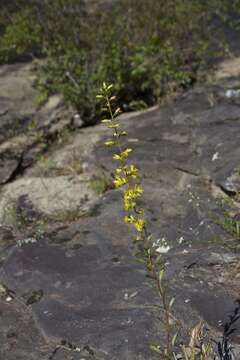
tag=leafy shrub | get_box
[0,6,42,63]
[215,0,240,30]
[0,0,238,123]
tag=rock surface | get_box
[0,58,240,359]
[0,62,79,186]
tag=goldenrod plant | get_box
[97,82,180,359]
[97,82,146,239]
[97,83,234,360]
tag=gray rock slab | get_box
[0,175,98,225]
[0,239,160,360]
[0,298,48,360]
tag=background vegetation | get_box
[0,0,240,123]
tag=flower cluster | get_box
[97,83,146,240]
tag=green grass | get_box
[89,173,111,195]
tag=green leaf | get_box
[169,296,175,309]
[159,269,165,282]
[150,345,162,355]
[171,332,178,346]
[113,107,121,117]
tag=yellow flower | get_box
[113,154,121,160]
[120,148,132,160]
[124,215,136,224]
[124,184,143,201]
[124,198,136,211]
[104,140,115,146]
[125,165,139,179]
[113,149,132,161]
[108,123,119,129]
[124,188,134,200]
[116,167,123,174]
[125,188,135,201]
[134,184,143,196]
[134,219,145,232]
[100,84,146,239]
[114,176,128,188]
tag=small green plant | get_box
[214,196,240,244]
[33,84,49,109]
[0,7,42,63]
[221,215,240,240]
[52,208,83,223]
[89,173,111,195]
[1,197,46,242]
